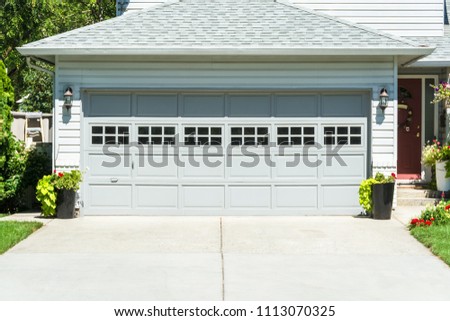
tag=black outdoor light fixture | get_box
[379,87,389,111]
[63,87,73,110]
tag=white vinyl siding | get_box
[54,58,396,174]
[117,0,445,37]
[292,0,444,37]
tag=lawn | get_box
[411,225,450,267]
[0,221,43,254]
[0,214,9,218]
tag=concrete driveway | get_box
[1,212,450,300]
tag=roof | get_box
[18,0,433,60]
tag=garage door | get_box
[81,91,369,215]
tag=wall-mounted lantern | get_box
[63,87,73,110]
[379,88,389,111]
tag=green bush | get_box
[0,60,29,213]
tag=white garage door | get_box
[81,91,369,215]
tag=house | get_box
[17,0,448,216]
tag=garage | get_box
[81,91,369,215]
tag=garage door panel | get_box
[228,95,271,117]
[322,185,360,208]
[229,186,271,208]
[136,154,178,178]
[183,186,225,208]
[136,94,178,117]
[89,94,132,117]
[88,154,132,177]
[181,155,225,178]
[89,184,132,208]
[275,186,318,208]
[182,95,225,117]
[322,154,366,179]
[274,95,319,117]
[229,155,271,178]
[136,185,178,208]
[274,155,318,178]
[322,94,368,117]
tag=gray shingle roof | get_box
[19,0,431,56]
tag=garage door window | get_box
[276,126,315,145]
[138,126,176,145]
[91,125,130,145]
[184,126,222,145]
[230,126,269,146]
[323,126,362,145]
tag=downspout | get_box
[26,56,57,171]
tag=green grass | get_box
[0,214,9,218]
[0,221,43,254]
[411,225,450,267]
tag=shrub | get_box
[0,60,29,213]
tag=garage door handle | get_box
[110,178,118,183]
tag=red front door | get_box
[397,79,422,179]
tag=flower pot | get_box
[423,165,432,183]
[56,189,77,219]
[435,161,450,192]
[372,183,395,220]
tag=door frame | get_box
[397,75,439,182]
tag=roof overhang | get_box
[17,46,435,66]
[409,60,450,68]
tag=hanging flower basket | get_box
[431,82,450,106]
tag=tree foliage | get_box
[0,59,28,212]
[0,0,115,112]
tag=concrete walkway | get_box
[1,209,450,300]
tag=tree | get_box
[0,0,115,112]
[0,60,27,212]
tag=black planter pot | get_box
[56,189,77,219]
[372,183,395,220]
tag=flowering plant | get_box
[36,170,83,217]
[421,140,441,166]
[409,199,450,229]
[430,82,450,104]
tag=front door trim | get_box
[398,74,438,182]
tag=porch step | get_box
[396,185,440,207]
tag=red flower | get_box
[431,217,435,221]
[53,170,56,173]
[437,141,441,146]
[391,173,397,179]
[445,204,450,211]
[433,139,437,143]
[411,218,419,225]
[419,219,425,223]
[58,172,64,178]
[425,220,432,226]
